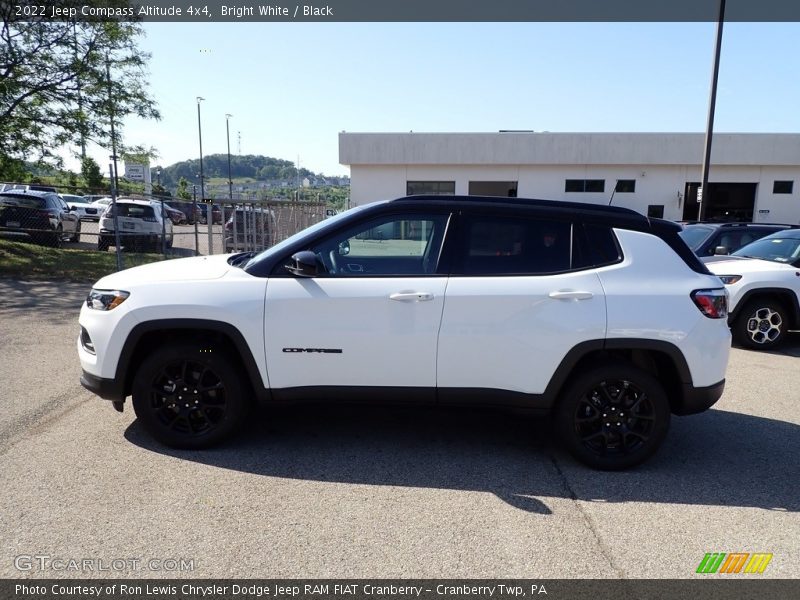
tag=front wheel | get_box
[553,363,671,470]
[69,221,81,243]
[131,343,250,449]
[733,300,787,350]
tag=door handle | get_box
[548,290,594,301]
[390,292,434,302]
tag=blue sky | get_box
[74,22,800,177]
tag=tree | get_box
[0,2,160,178]
[81,157,104,190]
[176,177,191,200]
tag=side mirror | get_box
[68,205,77,211]
[285,251,322,277]
[713,246,729,255]
[338,240,350,256]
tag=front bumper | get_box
[80,369,126,402]
[674,379,725,415]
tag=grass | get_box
[0,238,166,282]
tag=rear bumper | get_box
[674,379,725,415]
[80,369,125,402]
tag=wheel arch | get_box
[730,288,800,330]
[544,339,692,415]
[117,319,269,403]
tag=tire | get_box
[98,235,110,252]
[131,343,250,449]
[48,225,63,248]
[69,221,81,243]
[732,300,788,350]
[553,362,671,470]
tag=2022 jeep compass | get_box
[78,196,731,470]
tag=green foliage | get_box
[1,3,160,166]
[81,157,104,190]
[159,154,319,187]
[176,177,191,200]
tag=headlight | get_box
[717,275,742,285]
[86,289,129,310]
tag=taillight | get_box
[691,289,728,319]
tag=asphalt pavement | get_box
[0,277,798,579]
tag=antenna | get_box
[608,179,619,206]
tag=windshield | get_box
[244,205,367,272]
[732,237,800,263]
[678,225,713,250]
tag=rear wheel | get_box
[48,225,63,248]
[98,235,110,251]
[553,363,671,470]
[733,300,787,350]
[131,343,250,449]
[69,221,81,243]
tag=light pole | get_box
[226,113,237,252]
[698,0,726,222]
[225,114,234,201]
[196,96,212,253]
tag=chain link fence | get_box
[0,181,329,269]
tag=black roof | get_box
[681,221,798,229]
[386,194,674,234]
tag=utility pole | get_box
[698,0,726,222]
[197,96,211,253]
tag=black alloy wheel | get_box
[132,344,249,448]
[554,363,670,470]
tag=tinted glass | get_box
[406,181,455,195]
[678,225,713,250]
[0,194,46,208]
[459,216,572,275]
[616,180,636,193]
[107,204,156,219]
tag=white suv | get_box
[78,196,731,470]
[705,228,800,349]
[97,198,173,252]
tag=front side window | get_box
[308,213,449,276]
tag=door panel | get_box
[437,271,606,395]
[264,277,447,389]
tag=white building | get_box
[339,132,800,223]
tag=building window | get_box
[773,181,793,194]
[615,180,636,193]
[647,205,664,218]
[468,181,518,197]
[565,179,605,193]
[407,181,455,196]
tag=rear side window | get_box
[457,216,573,275]
[576,223,622,268]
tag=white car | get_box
[62,194,102,222]
[78,196,731,470]
[705,229,800,349]
[97,198,173,252]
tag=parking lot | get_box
[0,276,798,579]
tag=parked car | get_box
[0,183,58,193]
[78,195,730,470]
[196,202,223,225]
[148,200,186,225]
[704,228,800,349]
[169,201,203,225]
[98,199,173,252]
[0,190,80,245]
[679,222,797,257]
[62,194,102,222]
[223,207,275,252]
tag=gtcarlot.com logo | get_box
[696,552,773,574]
[14,555,195,572]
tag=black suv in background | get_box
[0,190,80,246]
[679,222,798,257]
